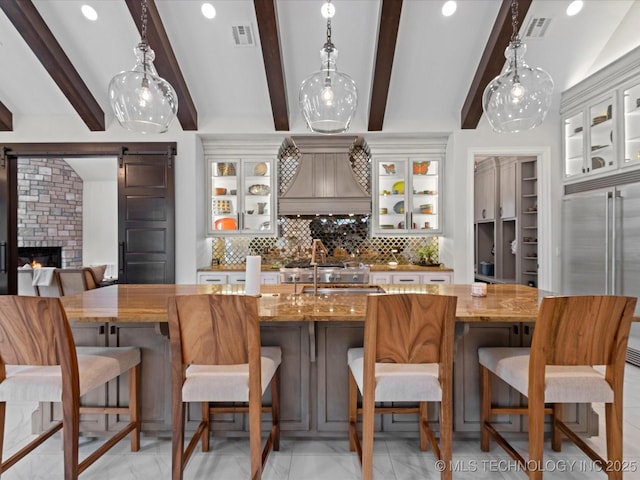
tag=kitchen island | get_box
[52,284,598,439]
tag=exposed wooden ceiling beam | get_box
[0,102,13,131]
[460,0,532,129]
[125,0,198,131]
[254,0,289,131]
[368,0,403,131]
[0,0,104,131]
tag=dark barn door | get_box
[118,150,175,284]
[0,151,16,294]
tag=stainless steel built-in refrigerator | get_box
[561,182,640,365]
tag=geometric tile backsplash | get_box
[210,215,438,266]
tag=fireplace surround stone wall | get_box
[17,158,83,268]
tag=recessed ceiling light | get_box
[201,3,216,20]
[566,0,583,16]
[442,0,457,17]
[81,5,98,21]
[321,2,335,19]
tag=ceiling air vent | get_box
[523,17,551,39]
[232,25,255,47]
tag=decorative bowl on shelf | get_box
[392,181,405,194]
[216,162,236,176]
[393,201,404,214]
[253,162,268,176]
[248,184,270,195]
[214,218,237,230]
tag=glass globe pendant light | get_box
[482,0,553,133]
[299,1,357,134]
[108,0,178,134]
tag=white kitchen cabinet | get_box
[562,94,617,182]
[372,156,443,235]
[474,159,496,222]
[370,271,452,285]
[499,158,516,219]
[622,80,640,169]
[207,157,276,236]
[197,272,228,284]
[196,271,280,285]
[421,272,452,283]
[560,48,640,183]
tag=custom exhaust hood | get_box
[278,136,371,216]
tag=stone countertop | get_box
[61,283,548,323]
[198,264,453,272]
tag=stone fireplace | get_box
[18,246,62,268]
[17,158,83,268]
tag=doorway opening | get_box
[473,154,539,286]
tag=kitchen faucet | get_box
[310,239,328,295]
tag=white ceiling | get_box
[1,0,639,134]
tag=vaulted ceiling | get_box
[0,0,638,135]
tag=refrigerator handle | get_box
[605,191,612,294]
[612,190,622,293]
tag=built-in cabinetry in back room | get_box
[474,155,538,286]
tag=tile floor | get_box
[3,364,640,479]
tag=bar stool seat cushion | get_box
[478,347,613,403]
[182,346,281,402]
[348,347,441,402]
[0,346,141,402]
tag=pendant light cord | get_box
[140,0,149,82]
[323,0,334,72]
[510,0,519,43]
[510,0,520,82]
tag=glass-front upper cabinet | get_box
[373,156,442,235]
[623,81,640,168]
[562,94,617,182]
[207,158,276,236]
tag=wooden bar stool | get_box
[479,295,637,480]
[347,293,457,480]
[167,293,281,480]
[0,296,141,480]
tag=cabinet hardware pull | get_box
[110,325,116,335]
[99,325,105,335]
[0,241,6,274]
[513,325,519,335]
[524,325,530,336]
[119,242,125,278]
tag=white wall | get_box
[64,157,119,275]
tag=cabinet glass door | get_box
[376,160,407,233]
[588,96,615,174]
[374,157,442,235]
[210,161,240,233]
[242,160,274,234]
[409,158,439,232]
[623,82,640,167]
[563,112,584,179]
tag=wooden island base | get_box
[32,285,599,438]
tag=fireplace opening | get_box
[18,247,62,268]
